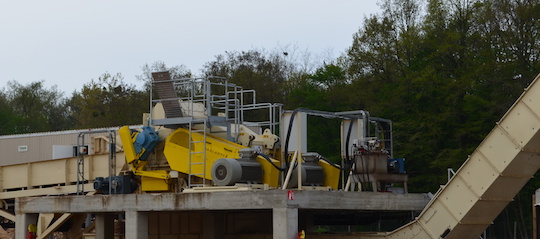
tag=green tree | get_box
[288,63,349,112]
[70,73,148,128]
[343,0,540,236]
[4,81,72,134]
[136,61,192,91]
[0,91,20,135]
[203,50,290,104]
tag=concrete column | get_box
[273,207,298,239]
[95,214,115,239]
[125,210,148,239]
[15,213,38,239]
[203,211,226,239]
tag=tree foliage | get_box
[203,50,292,104]
[69,73,148,128]
[345,0,540,193]
[0,81,72,134]
[0,1,539,235]
[341,0,540,236]
[136,61,192,91]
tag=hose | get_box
[317,155,343,170]
[256,153,286,171]
[283,108,303,168]
[344,118,354,167]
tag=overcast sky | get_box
[0,1,381,95]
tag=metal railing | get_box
[76,129,117,194]
[150,75,281,140]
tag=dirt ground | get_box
[0,227,14,239]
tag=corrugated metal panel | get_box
[0,133,76,166]
[0,126,141,166]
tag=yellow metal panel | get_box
[2,164,28,189]
[30,160,66,186]
[436,176,478,220]
[255,156,280,187]
[498,101,540,148]
[134,169,170,179]
[386,222,429,239]
[482,176,529,201]
[419,200,459,238]
[459,199,509,225]
[317,160,340,189]
[164,128,282,186]
[118,126,138,164]
[0,183,94,199]
[457,154,499,197]
[477,127,520,173]
[141,175,170,191]
[164,128,244,181]
[0,153,126,192]
[502,151,540,176]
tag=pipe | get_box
[281,151,298,190]
[297,153,302,190]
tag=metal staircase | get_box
[152,71,183,118]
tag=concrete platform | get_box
[15,190,430,239]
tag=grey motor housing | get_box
[212,158,263,186]
[287,163,325,188]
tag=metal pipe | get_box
[297,153,302,190]
[281,151,298,190]
[344,168,354,191]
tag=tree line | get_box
[1,0,539,237]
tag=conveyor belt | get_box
[361,73,540,239]
[152,71,183,118]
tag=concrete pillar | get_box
[273,207,298,239]
[95,214,115,239]
[15,213,38,239]
[203,211,226,239]
[125,210,148,239]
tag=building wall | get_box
[0,132,78,166]
[0,127,132,167]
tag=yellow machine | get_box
[108,72,358,192]
[163,127,282,187]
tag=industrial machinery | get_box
[103,71,402,193]
[344,136,407,192]
[111,70,540,238]
[1,70,410,238]
[9,71,540,239]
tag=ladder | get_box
[187,119,207,188]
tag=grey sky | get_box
[1,1,381,95]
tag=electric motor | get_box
[211,158,263,186]
[287,163,325,188]
[93,175,137,194]
[211,148,264,186]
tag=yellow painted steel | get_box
[163,127,281,187]
[119,126,170,189]
[255,155,281,188]
[141,172,170,191]
[133,169,170,179]
[317,160,340,189]
[118,126,138,164]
